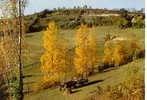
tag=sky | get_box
[23,0,144,15]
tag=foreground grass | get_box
[23,26,144,100]
[24,59,144,100]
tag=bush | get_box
[102,41,114,67]
[59,21,80,29]
[87,78,144,100]
[81,16,117,27]
[101,40,143,69]
[33,76,60,93]
[29,25,46,32]
[131,15,145,28]
[138,49,145,58]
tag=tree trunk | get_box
[18,0,23,99]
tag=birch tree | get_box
[40,22,69,85]
[0,0,27,99]
[74,25,98,77]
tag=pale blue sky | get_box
[25,0,145,15]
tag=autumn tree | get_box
[113,43,123,67]
[0,36,20,99]
[103,41,113,66]
[130,41,140,60]
[0,0,27,99]
[74,25,98,77]
[40,22,68,85]
[113,42,129,67]
[87,28,99,73]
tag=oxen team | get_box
[59,77,88,94]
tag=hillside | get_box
[23,26,144,100]
[0,8,144,33]
[0,1,145,100]
[24,58,144,100]
[23,8,144,33]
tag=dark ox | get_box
[59,80,77,92]
[59,78,88,92]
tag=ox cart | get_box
[59,77,88,94]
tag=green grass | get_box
[24,59,144,100]
[23,26,144,100]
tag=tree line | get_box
[36,22,144,91]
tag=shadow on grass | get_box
[102,67,118,73]
[24,81,36,85]
[23,74,42,79]
[75,79,104,89]
[23,90,34,94]
[71,89,81,94]
[25,34,35,38]
[24,62,40,68]
[23,75,33,78]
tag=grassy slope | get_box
[24,59,144,100]
[23,26,144,100]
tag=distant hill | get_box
[0,8,144,33]
[24,8,144,33]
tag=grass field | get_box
[23,26,145,100]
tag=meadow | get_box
[23,26,145,100]
[0,2,145,100]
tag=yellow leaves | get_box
[74,25,89,76]
[43,73,59,83]
[113,42,126,66]
[75,24,89,46]
[46,22,57,34]
[103,41,113,65]
[40,22,68,84]
[75,48,87,57]
[87,29,99,65]
[74,25,98,76]
[33,73,60,92]
[43,22,58,50]
[103,40,142,67]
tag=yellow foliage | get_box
[40,22,68,85]
[87,28,99,71]
[74,25,98,77]
[33,74,59,92]
[103,41,113,65]
[103,40,143,67]
[113,42,128,66]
